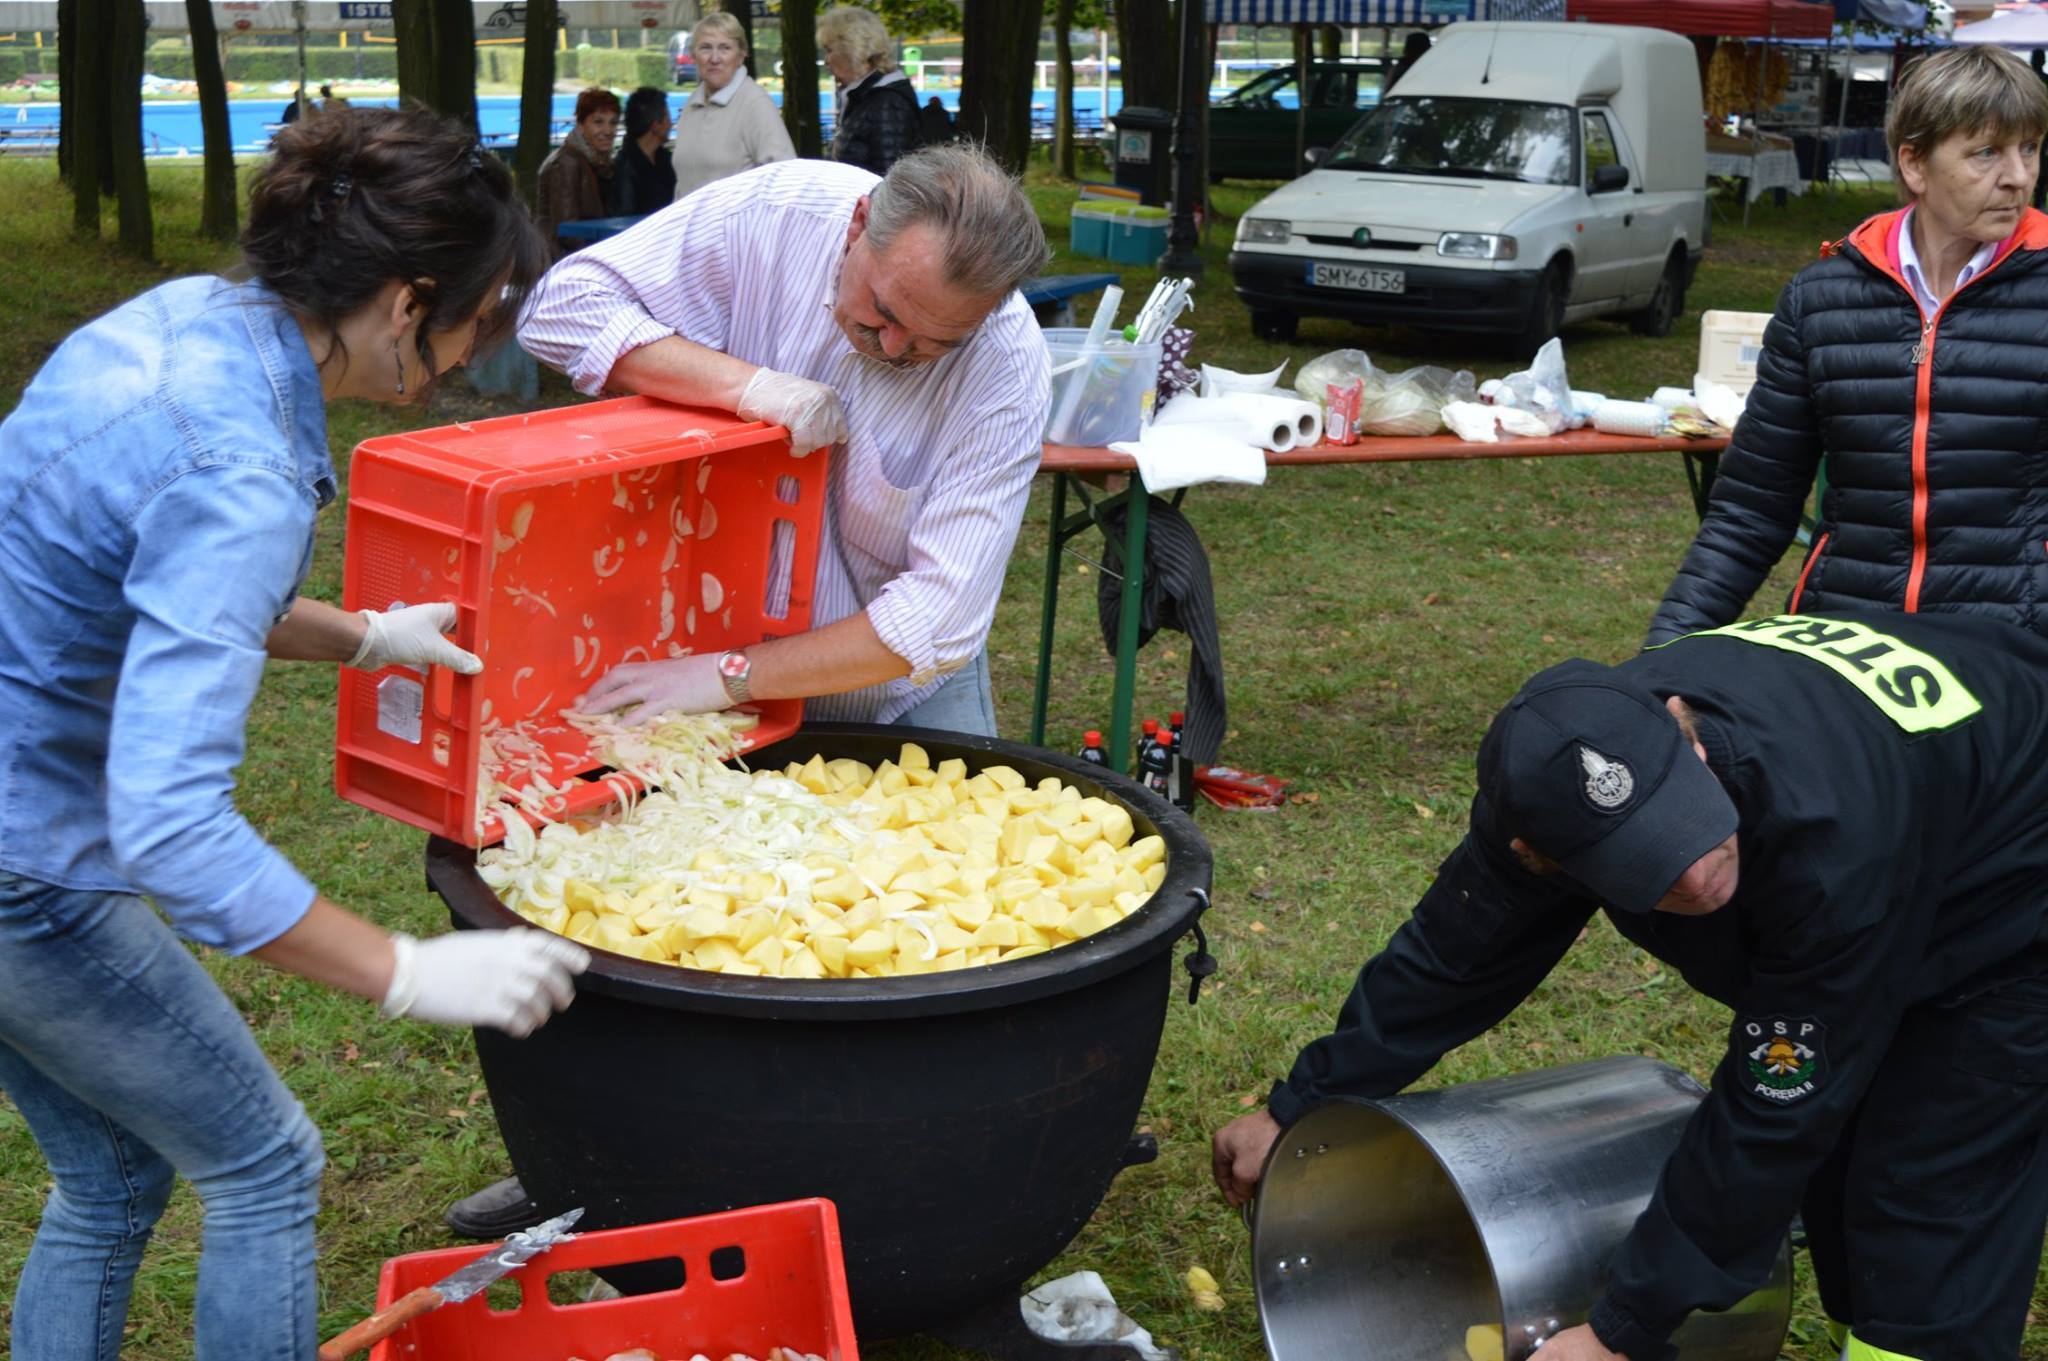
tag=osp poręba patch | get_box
[1739,1017,1826,1104]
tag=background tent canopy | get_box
[1564,0,1834,34]
[1204,0,1491,23]
[0,1,701,32]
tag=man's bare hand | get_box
[1533,1325,1625,1360]
[1211,1109,1283,1208]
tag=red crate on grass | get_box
[365,1199,859,1361]
[336,398,825,845]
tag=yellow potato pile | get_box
[514,742,1167,979]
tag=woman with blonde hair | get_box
[671,10,794,198]
[818,5,923,178]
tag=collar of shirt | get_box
[698,69,750,108]
[238,280,338,507]
[1896,206,2000,316]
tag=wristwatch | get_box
[716,649,753,705]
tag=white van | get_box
[1227,22,1709,356]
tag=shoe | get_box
[443,1174,543,1240]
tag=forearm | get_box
[265,598,368,662]
[607,335,759,411]
[248,894,397,1002]
[747,612,909,700]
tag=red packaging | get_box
[1325,378,1362,446]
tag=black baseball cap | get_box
[1476,659,1737,913]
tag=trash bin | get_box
[1109,105,1175,206]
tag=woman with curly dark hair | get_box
[0,106,583,1361]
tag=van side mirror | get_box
[1304,146,1329,168]
[1590,164,1630,194]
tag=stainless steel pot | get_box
[1250,1056,1791,1361]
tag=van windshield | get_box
[1323,97,1576,185]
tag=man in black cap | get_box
[1212,611,2048,1361]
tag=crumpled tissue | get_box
[1111,424,1267,493]
[1020,1271,1175,1361]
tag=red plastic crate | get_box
[337,397,826,845]
[365,1199,859,1361]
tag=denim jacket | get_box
[0,277,333,953]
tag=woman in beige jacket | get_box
[672,11,795,199]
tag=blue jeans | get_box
[897,648,998,738]
[0,873,324,1361]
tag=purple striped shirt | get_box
[519,159,1051,724]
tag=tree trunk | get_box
[779,0,821,158]
[393,0,436,107]
[432,0,478,130]
[1115,0,1176,113]
[71,14,109,234]
[57,0,76,183]
[1053,0,1076,178]
[516,0,558,205]
[187,0,236,240]
[110,0,153,258]
[959,0,1044,173]
[721,0,756,77]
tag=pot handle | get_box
[1182,887,1217,1005]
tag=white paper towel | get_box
[1111,423,1268,492]
[1593,399,1670,438]
[1649,386,1697,411]
[1200,360,1289,398]
[1441,401,1501,443]
[1153,392,1300,452]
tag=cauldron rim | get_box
[428,723,1214,1020]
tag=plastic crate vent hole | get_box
[484,1277,522,1314]
[546,1257,687,1306]
[765,519,796,620]
[775,474,802,505]
[709,1245,747,1281]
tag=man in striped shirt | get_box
[519,143,1052,741]
[447,147,1051,1239]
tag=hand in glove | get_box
[736,367,848,456]
[574,654,730,724]
[380,930,590,1038]
[349,602,482,674]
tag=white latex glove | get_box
[574,654,730,724]
[380,930,590,1038]
[736,367,848,456]
[348,602,482,674]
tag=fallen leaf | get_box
[1237,1093,1258,1108]
[1422,592,1441,606]
[1412,802,1434,819]
[1326,920,1341,932]
[467,1088,489,1106]
[1248,921,1267,934]
[1290,791,1320,805]
[342,1042,360,1063]
[446,1108,469,1120]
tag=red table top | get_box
[1040,427,1729,475]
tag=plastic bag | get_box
[1201,360,1288,398]
[1359,365,1478,437]
[1487,338,1573,434]
[1295,349,1376,406]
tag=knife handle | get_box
[317,1286,444,1361]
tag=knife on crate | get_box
[316,1207,584,1360]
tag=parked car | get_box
[1227,23,1708,355]
[668,30,698,84]
[1209,59,1383,182]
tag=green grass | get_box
[2,157,2038,1360]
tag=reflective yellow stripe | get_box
[1844,1332,1926,1361]
[1825,1319,1849,1348]
[1662,615,1982,733]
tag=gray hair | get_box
[865,142,1050,298]
[817,6,897,76]
[690,10,747,56]
[1888,47,2048,187]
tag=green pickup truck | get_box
[1209,59,1386,182]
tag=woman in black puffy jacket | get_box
[1647,47,2048,645]
[819,4,923,179]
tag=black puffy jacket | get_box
[833,73,923,179]
[1647,207,2048,645]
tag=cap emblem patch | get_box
[1579,746,1634,811]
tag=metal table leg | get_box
[1029,473,1068,750]
[1684,450,1721,521]
[1107,482,1148,776]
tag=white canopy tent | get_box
[1952,0,2048,45]
[0,1,701,32]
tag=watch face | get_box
[719,651,748,679]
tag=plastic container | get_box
[1106,205,1171,266]
[1069,202,1123,260]
[364,1198,859,1361]
[1043,326,1163,446]
[1698,309,1774,397]
[336,397,827,845]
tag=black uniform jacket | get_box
[610,139,677,218]
[1272,612,2048,1359]
[1647,207,2048,646]
[833,72,923,179]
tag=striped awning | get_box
[1204,0,1489,24]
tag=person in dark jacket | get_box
[610,86,677,216]
[1213,611,2048,1361]
[819,4,923,179]
[1647,47,2048,646]
[1386,31,1430,91]
[535,86,619,250]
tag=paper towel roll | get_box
[1593,400,1670,438]
[1211,391,1324,448]
[1153,393,1300,452]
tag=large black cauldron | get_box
[427,724,1214,1343]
